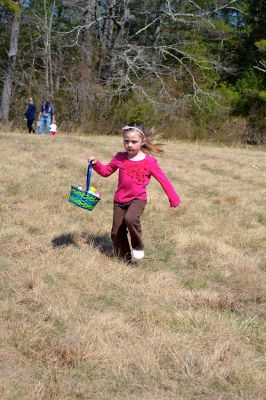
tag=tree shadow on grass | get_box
[51,232,113,257]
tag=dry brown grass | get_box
[0,131,265,399]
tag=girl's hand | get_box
[88,156,97,164]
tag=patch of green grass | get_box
[149,235,176,264]
[43,274,56,286]
[1,387,26,400]
[160,245,174,263]
[211,271,224,282]
[169,263,180,274]
[0,282,16,300]
[186,257,199,269]
[3,233,15,242]
[78,282,126,311]
[213,379,231,393]
[184,276,208,290]
[54,318,68,333]
[28,226,41,235]
[168,313,206,333]
[89,292,123,308]
[55,272,69,281]
[256,213,266,225]
[258,258,266,272]
[7,182,21,195]
[261,360,266,371]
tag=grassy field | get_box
[0,131,265,400]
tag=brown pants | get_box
[111,199,146,261]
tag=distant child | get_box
[50,123,57,136]
[88,122,181,263]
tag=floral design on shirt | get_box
[123,159,148,183]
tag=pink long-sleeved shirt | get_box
[93,152,181,207]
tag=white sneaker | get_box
[131,249,144,261]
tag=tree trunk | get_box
[0,4,22,122]
[43,0,55,97]
[78,0,96,119]
[102,0,132,113]
[154,0,165,46]
[107,0,132,83]
[98,0,115,81]
[83,0,95,73]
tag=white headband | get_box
[122,125,145,138]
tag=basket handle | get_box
[86,161,93,193]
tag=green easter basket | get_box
[69,162,100,211]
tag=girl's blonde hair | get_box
[122,122,163,154]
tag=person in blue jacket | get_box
[24,97,36,133]
[37,99,56,134]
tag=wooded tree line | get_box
[0,0,265,143]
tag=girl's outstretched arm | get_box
[150,158,181,208]
[88,155,118,177]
